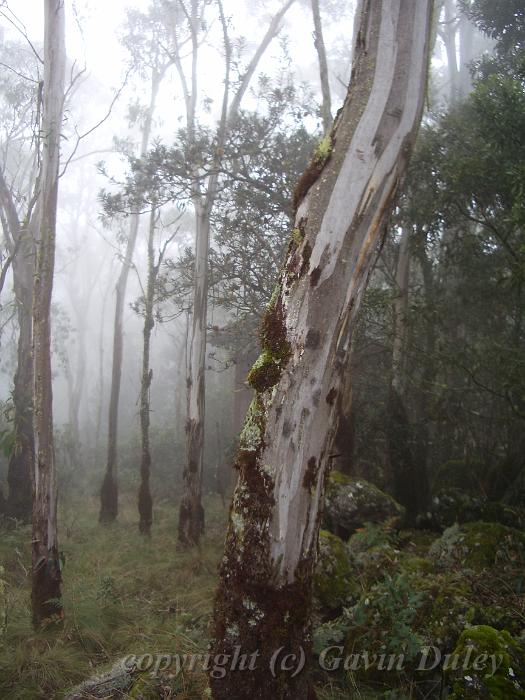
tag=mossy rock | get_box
[347,527,403,587]
[428,521,525,571]
[429,488,524,530]
[414,572,473,651]
[448,625,525,699]
[314,530,358,613]
[429,488,486,529]
[325,472,405,536]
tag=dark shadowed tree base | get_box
[138,481,152,536]
[31,546,63,628]
[99,472,118,524]
[178,495,204,547]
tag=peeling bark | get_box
[211,1,433,696]
[31,0,66,627]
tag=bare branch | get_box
[59,68,132,178]
[0,4,43,64]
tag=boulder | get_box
[324,471,405,537]
[429,521,525,572]
[314,530,358,613]
[447,625,525,699]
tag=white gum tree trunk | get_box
[31,0,66,627]
[211,1,433,697]
[178,0,296,547]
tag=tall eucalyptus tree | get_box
[31,0,66,627]
[211,0,434,695]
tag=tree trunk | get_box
[31,0,66,627]
[99,71,161,524]
[176,0,295,547]
[0,171,35,524]
[386,227,420,524]
[333,359,356,476]
[311,0,332,134]
[7,241,34,522]
[442,0,460,104]
[138,207,157,536]
[211,1,433,696]
[178,204,208,546]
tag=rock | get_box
[324,471,405,537]
[65,658,138,699]
[314,530,358,613]
[426,488,524,531]
[426,488,486,529]
[447,625,525,699]
[429,521,525,572]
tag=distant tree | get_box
[136,206,177,535]
[310,0,332,133]
[99,1,176,524]
[0,40,41,523]
[163,0,296,547]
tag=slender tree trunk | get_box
[7,247,34,522]
[178,204,208,546]
[333,359,356,476]
[0,170,35,524]
[442,0,459,105]
[99,72,161,523]
[311,0,332,134]
[386,227,427,525]
[31,0,66,627]
[211,2,433,696]
[176,0,295,548]
[458,6,474,98]
[138,207,157,536]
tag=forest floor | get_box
[2,493,523,699]
[0,495,228,699]
[0,495,362,699]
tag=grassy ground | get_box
[0,494,432,699]
[0,494,228,699]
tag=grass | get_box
[0,493,228,699]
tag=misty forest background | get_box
[0,0,524,699]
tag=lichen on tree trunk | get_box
[211,1,434,696]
